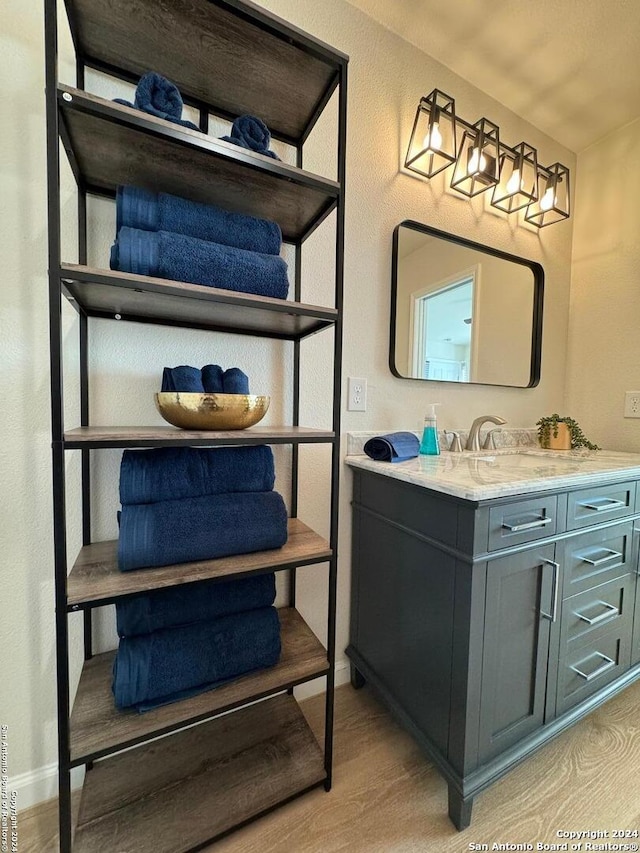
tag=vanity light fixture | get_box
[405,89,570,227]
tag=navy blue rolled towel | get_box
[201,364,223,393]
[112,606,281,710]
[161,365,204,392]
[116,186,282,256]
[110,227,289,300]
[119,445,276,505]
[221,114,280,160]
[118,490,288,571]
[114,71,200,131]
[363,432,420,463]
[222,368,250,394]
[116,573,276,637]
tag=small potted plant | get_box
[536,414,600,451]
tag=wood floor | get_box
[19,680,640,852]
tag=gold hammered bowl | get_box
[155,393,270,430]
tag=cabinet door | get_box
[478,545,556,763]
[631,526,640,665]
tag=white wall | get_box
[566,116,640,452]
[2,0,576,805]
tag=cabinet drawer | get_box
[556,630,630,715]
[488,496,558,551]
[560,521,635,597]
[561,575,633,647]
[566,481,635,530]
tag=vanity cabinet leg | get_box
[350,663,366,689]
[448,785,473,830]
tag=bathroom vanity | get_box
[346,443,640,829]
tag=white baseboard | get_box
[13,764,85,813]
[15,659,350,811]
[294,658,350,700]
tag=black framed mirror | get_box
[390,221,544,387]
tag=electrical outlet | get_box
[347,377,367,412]
[624,391,640,418]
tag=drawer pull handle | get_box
[540,559,561,623]
[574,601,619,625]
[502,516,552,532]
[571,652,615,682]
[580,548,623,566]
[578,498,626,512]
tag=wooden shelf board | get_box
[60,263,337,340]
[70,607,328,764]
[64,0,346,144]
[67,518,331,607]
[63,425,334,450]
[73,692,326,853]
[58,86,339,242]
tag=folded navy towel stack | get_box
[117,445,286,571]
[113,604,281,710]
[117,187,282,255]
[110,228,289,299]
[118,491,288,571]
[119,445,275,505]
[116,573,276,637]
[112,444,288,711]
[110,185,289,299]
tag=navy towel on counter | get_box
[119,445,276,505]
[221,114,280,160]
[117,490,288,571]
[116,186,282,255]
[110,227,289,299]
[363,432,420,463]
[161,365,204,392]
[114,71,200,131]
[116,573,276,637]
[112,606,281,710]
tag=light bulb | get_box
[468,146,487,175]
[423,121,443,152]
[540,185,555,211]
[506,168,522,195]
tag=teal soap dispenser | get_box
[419,403,441,455]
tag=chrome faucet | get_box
[466,415,507,451]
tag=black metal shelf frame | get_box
[45,0,347,850]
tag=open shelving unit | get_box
[45,1,347,850]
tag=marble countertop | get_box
[345,441,640,501]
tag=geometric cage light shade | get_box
[524,162,571,227]
[492,142,538,213]
[404,89,457,178]
[450,118,500,197]
[404,88,571,228]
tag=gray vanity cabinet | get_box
[347,467,640,831]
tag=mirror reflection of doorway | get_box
[410,266,480,381]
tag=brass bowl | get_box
[155,393,270,430]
